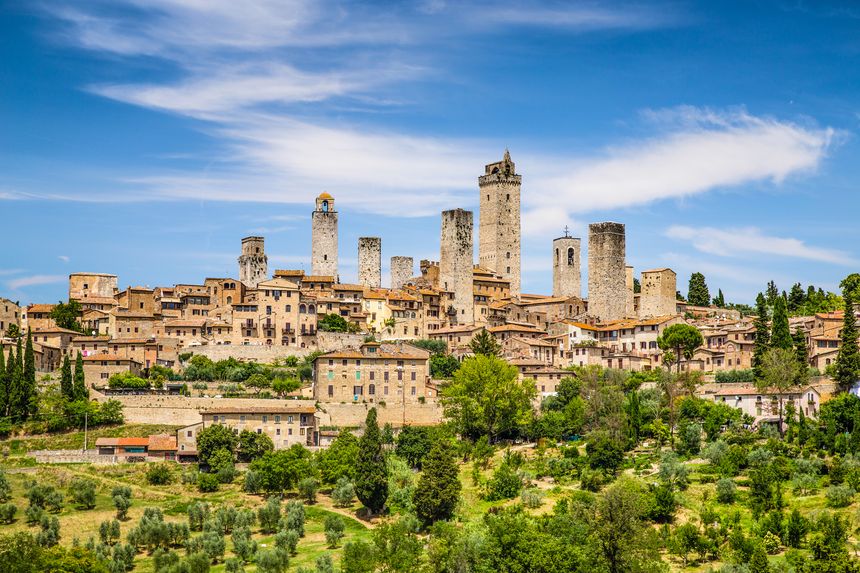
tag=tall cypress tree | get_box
[355,408,388,515]
[60,355,73,402]
[414,440,462,526]
[771,297,792,350]
[10,338,24,423]
[753,293,771,381]
[3,348,13,418]
[73,351,88,402]
[834,292,860,393]
[793,327,809,385]
[0,348,6,419]
[23,331,36,418]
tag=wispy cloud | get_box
[57,255,70,263]
[665,225,857,266]
[7,274,66,290]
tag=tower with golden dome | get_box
[311,192,338,279]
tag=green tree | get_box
[73,352,88,401]
[712,289,726,308]
[324,515,345,548]
[687,272,710,306]
[237,429,273,462]
[834,289,860,393]
[440,354,536,441]
[758,347,799,436]
[8,339,24,422]
[413,440,461,526]
[770,296,792,350]
[49,300,83,332]
[0,347,7,418]
[355,408,388,515]
[793,327,810,385]
[749,543,770,573]
[60,355,73,401]
[249,445,314,493]
[318,313,349,332]
[468,330,501,357]
[196,424,239,466]
[316,429,359,485]
[22,331,36,419]
[753,293,771,381]
[395,425,434,469]
[429,354,460,379]
[656,324,704,373]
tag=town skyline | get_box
[2,1,860,304]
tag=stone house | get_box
[198,405,318,449]
[82,354,143,388]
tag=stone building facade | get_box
[440,208,474,325]
[311,192,338,279]
[626,265,635,318]
[552,234,581,299]
[587,222,627,322]
[640,268,677,318]
[390,256,414,290]
[478,150,521,297]
[69,273,118,301]
[238,236,268,288]
[358,237,382,288]
[0,298,20,335]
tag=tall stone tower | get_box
[311,192,338,279]
[440,209,474,325]
[626,265,635,318]
[552,229,581,299]
[478,150,521,298]
[640,268,678,317]
[238,236,268,288]
[358,237,382,288]
[390,256,414,290]
[587,222,626,322]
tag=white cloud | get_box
[525,108,833,224]
[665,225,857,266]
[58,255,70,263]
[7,275,66,290]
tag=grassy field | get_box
[3,424,182,455]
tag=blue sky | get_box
[1,0,859,306]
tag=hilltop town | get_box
[1,153,860,573]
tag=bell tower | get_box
[478,150,521,297]
[311,192,338,279]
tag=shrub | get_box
[197,473,219,493]
[0,503,16,523]
[146,464,173,486]
[257,497,281,534]
[586,432,624,473]
[826,484,854,508]
[111,486,133,520]
[324,514,345,548]
[69,477,97,509]
[284,500,305,537]
[187,501,210,531]
[275,528,300,556]
[298,477,318,504]
[331,477,355,507]
[244,470,261,494]
[486,459,522,501]
[716,478,737,504]
[763,531,781,554]
[521,488,543,509]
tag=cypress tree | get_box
[712,289,726,308]
[23,331,36,418]
[834,292,860,393]
[60,355,73,402]
[687,272,710,307]
[10,339,24,423]
[793,328,809,385]
[73,352,88,401]
[414,440,462,526]
[770,297,792,350]
[753,293,771,381]
[355,408,388,515]
[3,348,13,418]
[0,348,6,419]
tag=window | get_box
[240,415,246,422]
[276,428,281,436]
[275,415,281,423]
[288,415,294,423]
[411,371,416,381]
[262,415,268,423]
[328,385,334,397]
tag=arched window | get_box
[368,384,376,395]
[299,304,306,314]
[226,296,233,305]
[506,251,510,259]
[322,200,329,212]
[567,248,575,266]
[555,248,559,264]
[308,304,316,314]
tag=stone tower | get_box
[478,150,521,298]
[358,237,382,288]
[238,236,268,288]
[311,192,338,279]
[587,222,626,322]
[390,256,414,290]
[552,229,581,299]
[440,209,474,325]
[626,265,635,317]
[640,268,678,317]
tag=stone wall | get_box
[187,331,365,363]
[390,256,414,290]
[478,152,522,297]
[640,268,678,317]
[317,400,443,428]
[29,450,117,464]
[311,207,338,279]
[552,236,581,298]
[238,236,268,288]
[440,209,474,324]
[587,222,627,322]
[69,273,118,300]
[358,237,382,288]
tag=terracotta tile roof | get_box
[302,275,335,283]
[202,405,316,415]
[507,336,555,347]
[147,434,177,451]
[274,269,305,277]
[332,284,364,291]
[31,327,81,335]
[82,354,142,363]
[432,324,482,335]
[488,324,544,333]
[164,318,208,328]
[27,304,56,313]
